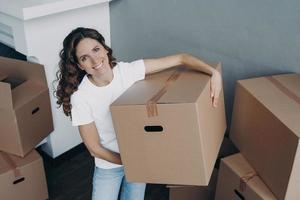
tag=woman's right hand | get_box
[109,151,122,165]
[78,122,122,165]
[210,69,222,108]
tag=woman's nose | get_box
[90,55,99,65]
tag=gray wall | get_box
[110,0,300,128]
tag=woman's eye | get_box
[81,56,87,62]
[94,47,100,52]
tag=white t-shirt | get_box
[71,60,145,169]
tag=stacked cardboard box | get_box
[0,150,48,200]
[0,56,53,157]
[0,56,53,199]
[111,63,226,186]
[228,73,300,199]
[215,153,277,200]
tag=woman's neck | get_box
[89,71,114,87]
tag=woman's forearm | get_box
[90,146,122,165]
[144,53,218,75]
[78,123,123,165]
[180,53,218,75]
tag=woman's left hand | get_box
[210,70,222,108]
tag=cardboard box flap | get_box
[0,82,13,109]
[0,71,7,81]
[112,63,220,106]
[11,80,47,109]
[0,56,47,86]
[1,75,26,89]
[0,150,40,175]
[238,73,300,138]
[223,153,253,177]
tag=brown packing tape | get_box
[0,151,22,179]
[146,67,185,117]
[146,101,158,117]
[266,76,300,105]
[238,166,278,198]
[239,171,257,192]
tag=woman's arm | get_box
[144,53,222,107]
[78,122,122,165]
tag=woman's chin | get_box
[96,67,112,76]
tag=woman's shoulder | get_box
[115,60,144,72]
[117,59,144,67]
[70,89,84,103]
[70,78,89,103]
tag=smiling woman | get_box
[54,27,222,200]
[55,27,117,117]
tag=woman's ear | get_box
[77,64,84,70]
[103,46,109,54]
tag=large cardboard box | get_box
[230,74,300,200]
[168,168,218,200]
[0,150,48,200]
[215,153,277,200]
[0,56,53,157]
[111,63,226,185]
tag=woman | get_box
[55,27,222,200]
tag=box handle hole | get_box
[234,189,245,200]
[144,125,163,132]
[13,177,25,184]
[32,107,40,115]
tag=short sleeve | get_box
[70,92,93,126]
[118,59,146,86]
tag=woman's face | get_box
[75,38,111,76]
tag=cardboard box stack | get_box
[111,63,226,186]
[0,56,53,199]
[228,73,300,199]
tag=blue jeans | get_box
[92,166,146,200]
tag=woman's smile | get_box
[93,61,104,70]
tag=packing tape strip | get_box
[239,171,257,192]
[146,67,185,117]
[0,151,22,179]
[266,76,300,105]
[238,169,277,198]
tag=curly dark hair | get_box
[54,27,117,118]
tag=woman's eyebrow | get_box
[79,54,87,60]
[78,45,100,59]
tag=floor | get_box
[37,144,169,200]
